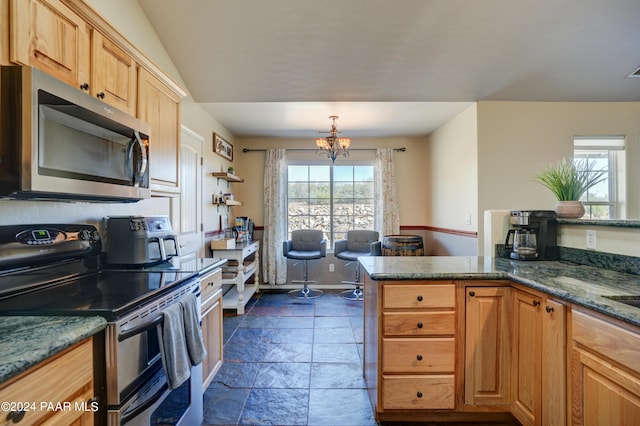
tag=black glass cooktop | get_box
[0,268,197,320]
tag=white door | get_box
[178,126,204,260]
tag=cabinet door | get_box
[10,0,90,88]
[138,67,180,190]
[202,288,223,390]
[464,286,511,408]
[91,31,137,115]
[0,338,94,425]
[572,347,640,425]
[572,309,640,425]
[512,290,542,426]
[541,298,566,426]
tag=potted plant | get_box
[533,158,606,218]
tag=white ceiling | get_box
[138,0,640,139]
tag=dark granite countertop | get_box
[0,316,106,384]
[359,256,640,328]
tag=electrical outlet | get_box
[586,229,597,250]
[329,263,335,272]
[464,213,472,225]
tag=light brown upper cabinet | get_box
[90,31,137,116]
[10,0,137,116]
[138,67,181,192]
[10,0,90,88]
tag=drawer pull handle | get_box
[417,295,423,302]
[469,291,475,297]
[417,391,423,398]
[79,82,89,91]
[546,306,555,313]
[417,322,423,328]
[7,410,26,423]
[533,300,541,307]
[417,354,423,361]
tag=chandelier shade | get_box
[315,115,350,163]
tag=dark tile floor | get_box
[202,289,376,426]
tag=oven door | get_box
[108,362,202,426]
[105,279,202,425]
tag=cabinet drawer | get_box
[383,312,455,336]
[0,339,93,425]
[572,309,640,374]
[200,268,222,302]
[382,375,455,409]
[382,338,455,373]
[243,242,258,257]
[383,284,455,309]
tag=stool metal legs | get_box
[340,261,363,301]
[288,259,324,299]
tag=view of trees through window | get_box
[287,164,374,247]
[574,136,625,219]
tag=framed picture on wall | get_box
[213,133,233,161]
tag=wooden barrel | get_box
[382,235,424,256]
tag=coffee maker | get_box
[504,210,558,260]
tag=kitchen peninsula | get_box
[360,255,640,425]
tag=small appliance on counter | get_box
[234,216,254,243]
[504,210,558,260]
[105,215,180,266]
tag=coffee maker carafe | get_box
[505,210,558,260]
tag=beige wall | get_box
[426,104,479,255]
[478,101,640,219]
[477,101,640,255]
[232,136,428,227]
[428,103,478,232]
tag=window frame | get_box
[573,136,625,219]
[286,160,375,248]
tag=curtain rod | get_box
[242,147,406,153]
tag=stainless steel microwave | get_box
[0,66,150,202]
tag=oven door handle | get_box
[118,283,200,342]
[118,315,163,342]
[120,381,169,425]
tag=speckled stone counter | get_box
[0,316,106,383]
[360,256,640,328]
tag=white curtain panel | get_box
[374,148,400,237]
[262,148,288,284]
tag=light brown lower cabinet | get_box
[464,286,512,410]
[200,268,223,391]
[364,276,637,425]
[511,288,566,426]
[0,337,95,425]
[364,279,458,421]
[571,309,640,425]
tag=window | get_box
[573,136,625,219]
[287,164,374,247]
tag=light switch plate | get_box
[586,229,597,250]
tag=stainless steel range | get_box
[0,223,203,426]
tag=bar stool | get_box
[283,229,326,299]
[334,230,379,301]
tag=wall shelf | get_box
[212,172,244,186]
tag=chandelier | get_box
[315,115,351,163]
